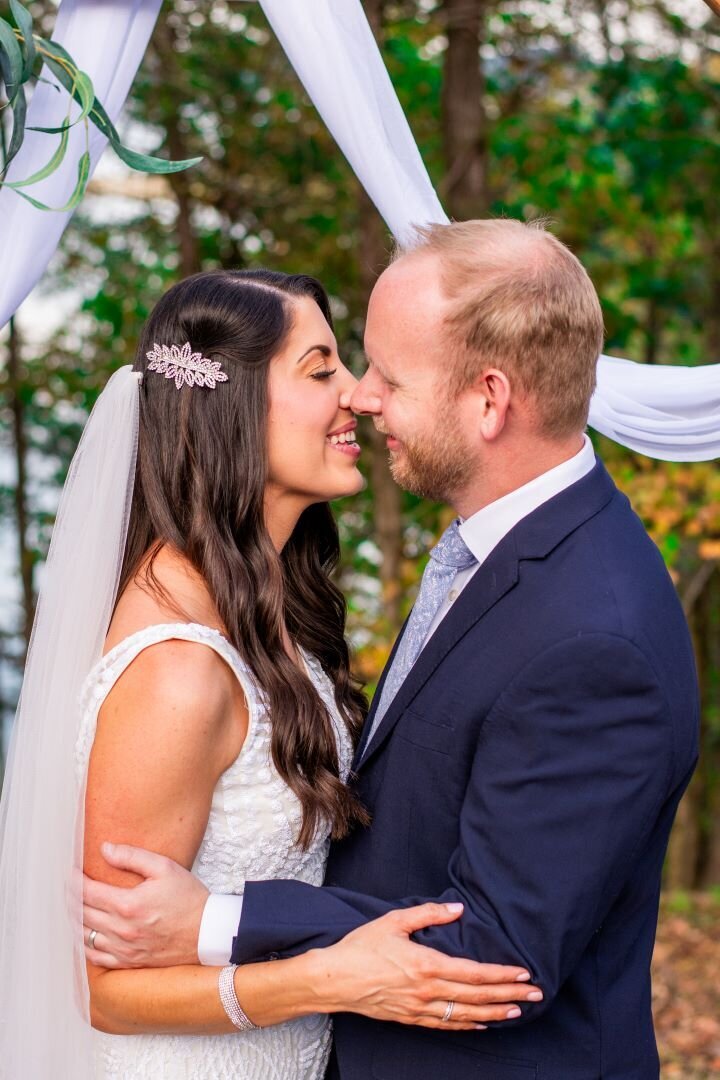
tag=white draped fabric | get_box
[591,355,720,461]
[259,0,446,250]
[0,0,162,330]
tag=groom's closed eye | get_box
[378,371,399,390]
[365,355,399,390]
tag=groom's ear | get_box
[471,368,511,441]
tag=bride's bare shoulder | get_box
[104,545,222,652]
[94,546,247,783]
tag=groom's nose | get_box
[350,372,382,416]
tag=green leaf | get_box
[3,117,68,188]
[7,148,90,211]
[10,0,36,82]
[73,69,94,123]
[26,68,94,133]
[26,122,75,134]
[0,15,23,100]
[3,83,27,170]
[35,34,77,73]
[35,75,61,90]
[88,97,121,143]
[35,35,201,176]
[35,37,90,119]
[108,138,202,175]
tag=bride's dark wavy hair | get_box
[119,268,368,847]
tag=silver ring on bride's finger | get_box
[442,1000,455,1023]
[88,929,98,949]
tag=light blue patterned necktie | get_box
[365,520,477,749]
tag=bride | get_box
[0,267,528,1080]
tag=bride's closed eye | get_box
[310,368,338,381]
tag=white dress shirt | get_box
[423,434,596,645]
[197,435,597,964]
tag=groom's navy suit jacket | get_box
[232,459,699,1080]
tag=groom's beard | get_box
[387,403,477,502]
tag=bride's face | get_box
[266,295,364,508]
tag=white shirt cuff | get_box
[197,893,244,966]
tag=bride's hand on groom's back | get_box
[313,902,543,1031]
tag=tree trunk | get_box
[644,296,660,365]
[6,317,35,653]
[359,0,404,633]
[666,771,702,889]
[0,632,10,790]
[704,233,720,361]
[669,561,720,888]
[165,121,201,278]
[697,569,720,886]
[152,18,201,277]
[441,0,489,220]
[593,0,614,58]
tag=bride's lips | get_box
[327,421,361,458]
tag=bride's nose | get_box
[338,367,358,411]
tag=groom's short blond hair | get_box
[401,219,604,439]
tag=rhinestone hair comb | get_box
[146,342,229,390]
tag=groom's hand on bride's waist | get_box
[83,842,208,968]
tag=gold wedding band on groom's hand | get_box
[87,928,98,949]
[442,1000,455,1022]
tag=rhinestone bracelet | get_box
[219,964,258,1032]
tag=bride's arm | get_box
[89,956,322,1035]
[87,639,348,1035]
[86,638,538,1035]
[84,637,251,1033]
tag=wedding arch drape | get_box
[1,0,718,460]
[0,0,162,328]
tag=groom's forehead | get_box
[377,250,444,299]
[367,254,448,337]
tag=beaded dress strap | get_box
[76,623,262,782]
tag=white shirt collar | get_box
[458,435,596,567]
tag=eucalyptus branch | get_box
[0,0,201,211]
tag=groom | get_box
[86,219,699,1079]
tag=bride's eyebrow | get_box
[296,344,332,364]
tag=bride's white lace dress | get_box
[76,622,353,1080]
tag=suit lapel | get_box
[356,458,617,773]
[356,538,520,770]
[352,613,410,770]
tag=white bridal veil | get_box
[0,369,141,1078]
[0,0,718,1076]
